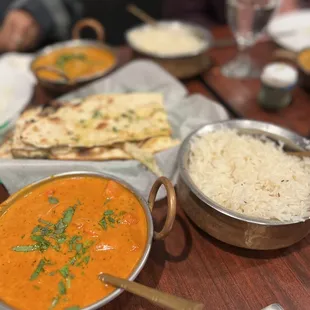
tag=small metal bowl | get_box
[125,20,213,79]
[177,119,310,250]
[31,19,118,94]
[0,171,176,309]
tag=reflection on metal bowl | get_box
[177,119,310,250]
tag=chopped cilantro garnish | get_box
[48,197,59,204]
[30,258,50,281]
[58,281,66,295]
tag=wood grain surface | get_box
[1,28,310,310]
[203,27,310,137]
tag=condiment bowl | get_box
[177,119,310,250]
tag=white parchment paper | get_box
[0,60,229,200]
[0,53,35,130]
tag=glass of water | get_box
[221,0,278,79]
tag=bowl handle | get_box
[72,18,105,42]
[33,66,71,83]
[148,177,176,240]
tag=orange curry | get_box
[32,46,116,82]
[0,176,148,310]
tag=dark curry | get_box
[0,176,148,310]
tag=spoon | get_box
[286,151,310,158]
[127,4,157,26]
[98,273,204,310]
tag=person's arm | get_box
[0,0,83,52]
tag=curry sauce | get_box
[32,46,116,82]
[0,176,148,310]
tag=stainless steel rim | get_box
[0,171,153,310]
[125,20,213,59]
[178,119,310,226]
[30,39,118,86]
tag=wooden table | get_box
[204,27,310,137]
[1,27,310,310]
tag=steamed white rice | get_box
[188,130,310,222]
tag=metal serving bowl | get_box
[125,20,213,79]
[0,171,176,310]
[30,19,118,94]
[177,119,310,250]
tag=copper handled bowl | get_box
[125,20,213,79]
[30,18,118,94]
[0,171,176,310]
[177,119,310,250]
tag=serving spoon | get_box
[127,4,157,26]
[98,273,204,310]
[286,151,310,158]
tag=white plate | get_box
[0,53,35,131]
[268,9,310,52]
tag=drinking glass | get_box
[221,0,278,78]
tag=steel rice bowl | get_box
[0,171,176,310]
[125,20,213,79]
[177,120,310,250]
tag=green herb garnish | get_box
[12,244,39,252]
[56,53,86,70]
[55,206,76,234]
[58,280,66,295]
[59,265,69,278]
[48,197,59,204]
[75,243,83,253]
[30,258,49,281]
[104,197,111,205]
[92,110,103,119]
[99,209,125,230]
[99,218,107,230]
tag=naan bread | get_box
[124,142,163,177]
[21,93,171,149]
[141,136,180,153]
[50,146,131,161]
[50,136,180,161]
[2,94,178,167]
[11,106,49,159]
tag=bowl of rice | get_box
[125,20,213,78]
[177,119,310,250]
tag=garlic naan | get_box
[21,93,171,149]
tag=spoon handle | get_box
[127,4,157,26]
[286,151,310,158]
[99,273,204,310]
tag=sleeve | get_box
[8,0,84,41]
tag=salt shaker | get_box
[258,62,298,110]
